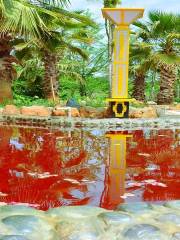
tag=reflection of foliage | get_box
[0,126,107,209]
[127,129,180,202]
[0,126,179,208]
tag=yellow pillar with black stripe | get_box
[102,8,144,118]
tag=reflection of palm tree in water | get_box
[0,127,104,209]
[1,126,179,209]
[126,129,180,202]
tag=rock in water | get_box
[117,202,152,214]
[2,215,39,233]
[98,212,132,225]
[172,233,180,240]
[157,213,180,225]
[56,218,104,240]
[0,236,29,240]
[0,205,44,216]
[124,224,162,240]
[47,206,106,219]
[63,232,99,240]
[2,215,57,240]
[164,201,180,210]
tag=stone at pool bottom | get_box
[164,201,180,210]
[157,213,180,225]
[0,207,58,240]
[2,215,41,233]
[116,202,153,213]
[123,224,164,240]
[98,211,132,225]
[0,236,29,240]
[172,233,180,240]
[0,201,179,240]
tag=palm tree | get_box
[42,30,92,100]
[134,11,180,105]
[0,0,94,102]
[15,18,94,100]
[129,39,154,102]
[0,0,68,102]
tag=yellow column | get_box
[104,133,132,208]
[102,8,144,118]
[112,26,129,99]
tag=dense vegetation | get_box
[0,0,179,107]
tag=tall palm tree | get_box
[37,3,95,99]
[41,25,92,100]
[0,0,68,102]
[129,39,154,102]
[15,19,94,100]
[134,11,180,105]
[0,0,94,102]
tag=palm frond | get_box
[155,53,180,66]
[0,0,49,38]
[62,42,88,60]
[32,0,70,7]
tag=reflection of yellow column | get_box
[175,129,180,147]
[102,8,144,118]
[105,133,132,208]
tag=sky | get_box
[70,0,180,22]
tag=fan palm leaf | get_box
[133,10,180,104]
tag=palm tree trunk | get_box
[43,50,59,100]
[157,65,176,105]
[132,73,145,102]
[0,34,17,103]
[0,79,12,103]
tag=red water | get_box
[0,125,179,210]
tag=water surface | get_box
[0,125,179,210]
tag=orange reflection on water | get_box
[0,126,179,210]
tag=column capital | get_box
[102,8,144,26]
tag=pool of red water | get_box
[0,125,179,210]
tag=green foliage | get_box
[11,75,109,108]
[103,0,121,8]
[145,73,160,101]
[130,11,180,103]
[0,96,55,108]
[13,59,44,98]
[0,2,179,108]
[59,75,109,107]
